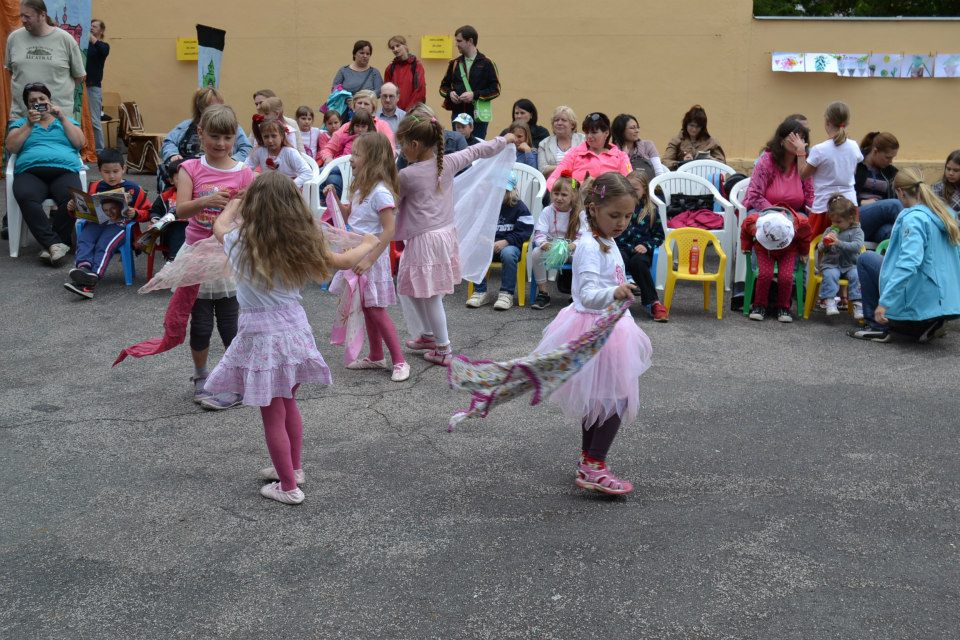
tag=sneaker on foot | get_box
[391,362,411,381]
[48,243,70,266]
[259,467,305,484]
[200,392,242,411]
[259,481,305,505]
[852,301,864,321]
[345,356,388,370]
[38,248,50,260]
[191,376,212,404]
[465,290,496,308]
[69,267,99,286]
[651,301,669,322]
[531,291,551,310]
[825,298,839,316]
[778,308,793,323]
[748,306,766,321]
[405,335,437,352]
[423,346,453,366]
[493,291,513,311]
[847,327,891,342]
[918,318,947,344]
[63,282,95,299]
[575,461,634,495]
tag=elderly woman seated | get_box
[6,82,85,265]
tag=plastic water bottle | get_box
[689,239,700,274]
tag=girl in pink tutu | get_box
[535,172,653,496]
[394,110,516,365]
[328,132,410,382]
[206,171,378,505]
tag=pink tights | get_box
[260,384,303,491]
[362,306,405,364]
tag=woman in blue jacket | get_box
[851,167,960,343]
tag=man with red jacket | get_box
[385,36,426,111]
[439,25,500,140]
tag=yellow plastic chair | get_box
[466,250,527,307]
[662,228,727,319]
[802,233,865,319]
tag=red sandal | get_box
[575,461,634,495]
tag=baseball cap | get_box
[452,113,474,127]
[505,171,519,191]
[755,210,795,251]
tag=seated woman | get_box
[545,112,631,191]
[744,118,813,215]
[662,104,725,170]
[500,99,550,148]
[850,168,960,343]
[932,150,960,212]
[611,113,667,181]
[161,87,252,167]
[319,90,396,198]
[537,106,584,180]
[331,40,383,96]
[507,120,537,169]
[6,82,85,265]
[855,131,903,243]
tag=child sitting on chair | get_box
[465,171,534,311]
[530,170,581,310]
[742,206,811,323]
[817,194,864,319]
[64,149,151,299]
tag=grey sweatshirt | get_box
[817,223,864,270]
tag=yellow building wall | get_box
[96,0,957,168]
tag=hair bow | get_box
[594,185,606,199]
[252,114,265,123]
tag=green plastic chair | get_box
[876,239,889,255]
[742,251,805,316]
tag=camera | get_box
[33,103,48,113]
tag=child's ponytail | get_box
[397,107,445,188]
[895,168,960,245]
[824,101,849,146]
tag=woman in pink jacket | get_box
[744,117,813,215]
[545,112,631,191]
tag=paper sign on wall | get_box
[421,35,453,59]
[772,52,804,72]
[804,53,839,73]
[901,54,934,78]
[935,54,960,78]
[177,38,199,61]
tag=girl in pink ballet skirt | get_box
[534,172,653,496]
[205,171,377,505]
[393,109,516,365]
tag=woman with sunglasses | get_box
[545,112,631,191]
[6,82,85,265]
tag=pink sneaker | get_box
[575,461,634,495]
[423,346,453,366]
[405,335,437,352]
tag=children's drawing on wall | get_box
[837,54,869,77]
[868,54,902,77]
[804,53,839,73]
[935,54,960,78]
[772,52,804,72]
[901,54,934,78]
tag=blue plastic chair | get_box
[74,219,137,286]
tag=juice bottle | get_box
[689,239,700,274]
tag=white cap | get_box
[755,210,795,251]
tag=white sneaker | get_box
[825,299,839,316]
[391,362,411,382]
[259,467,306,484]
[465,290,496,308]
[39,249,50,260]
[48,243,70,265]
[345,357,388,370]
[493,291,513,311]
[259,481,305,505]
[852,301,864,320]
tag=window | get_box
[754,1,960,18]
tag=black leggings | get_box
[189,297,239,351]
[581,415,622,461]
[12,166,82,248]
[621,250,659,305]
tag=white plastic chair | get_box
[728,177,751,285]
[317,155,353,206]
[650,171,735,290]
[6,154,88,257]
[300,152,321,212]
[512,163,546,220]
[676,159,738,182]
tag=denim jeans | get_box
[859,199,903,243]
[820,265,861,300]
[857,251,884,329]
[86,86,104,152]
[475,244,521,294]
[322,167,343,199]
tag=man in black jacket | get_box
[86,19,110,153]
[439,25,500,140]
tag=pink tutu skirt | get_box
[534,304,652,426]
[205,303,331,407]
[329,249,397,307]
[397,225,461,298]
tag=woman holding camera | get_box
[6,82,85,265]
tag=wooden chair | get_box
[118,101,164,174]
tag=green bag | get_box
[459,62,492,123]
